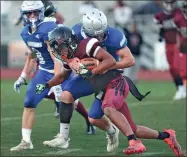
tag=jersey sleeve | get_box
[20,26,33,53]
[76,38,101,58]
[42,22,57,41]
[111,28,127,50]
[85,38,101,57]
[154,13,162,24]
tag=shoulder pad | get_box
[108,27,127,48]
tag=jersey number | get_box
[31,48,45,64]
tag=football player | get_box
[172,0,187,83]
[36,25,147,155]
[10,1,59,151]
[14,0,95,134]
[71,8,184,156]
[10,1,94,152]
[154,0,186,100]
[14,0,64,26]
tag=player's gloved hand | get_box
[48,85,62,102]
[77,66,93,79]
[14,77,27,93]
[36,84,48,94]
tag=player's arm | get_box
[21,48,37,78]
[14,47,37,92]
[110,31,135,69]
[113,46,135,69]
[91,47,116,75]
[46,67,70,88]
[174,10,187,53]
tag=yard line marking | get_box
[45,148,81,155]
[141,151,166,156]
[1,113,53,122]
[1,99,183,122]
[130,100,174,107]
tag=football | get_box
[80,58,100,71]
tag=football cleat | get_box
[173,86,186,100]
[43,133,70,149]
[10,139,33,151]
[123,140,146,155]
[106,125,119,152]
[163,129,184,156]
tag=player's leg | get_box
[173,46,186,100]
[88,98,119,152]
[101,75,146,155]
[119,86,183,156]
[10,70,52,151]
[74,99,96,134]
[65,73,95,134]
[63,73,95,134]
[180,53,187,81]
[43,76,94,148]
[166,44,184,100]
[45,93,60,118]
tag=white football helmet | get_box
[82,8,108,41]
[21,1,45,28]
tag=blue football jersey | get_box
[72,23,127,61]
[21,20,57,70]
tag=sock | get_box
[173,74,183,89]
[22,128,32,143]
[54,101,60,108]
[157,131,170,140]
[60,123,70,140]
[106,124,116,135]
[127,134,136,141]
[75,101,89,125]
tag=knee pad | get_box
[60,103,74,123]
[24,96,37,108]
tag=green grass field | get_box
[1,80,186,156]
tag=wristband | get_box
[21,72,27,79]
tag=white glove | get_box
[13,77,27,93]
[48,85,62,102]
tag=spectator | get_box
[133,0,163,15]
[79,1,97,16]
[123,22,143,84]
[113,0,132,41]
[1,1,12,28]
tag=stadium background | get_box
[1,1,186,156]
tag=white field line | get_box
[130,100,174,107]
[1,113,53,122]
[0,100,179,122]
[45,148,81,155]
[141,151,166,156]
